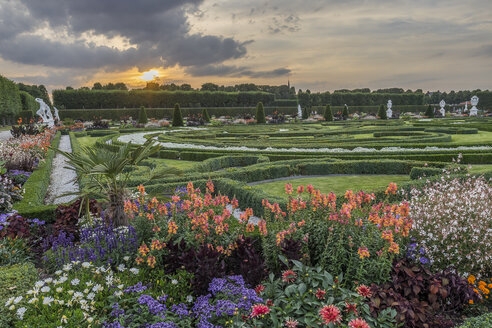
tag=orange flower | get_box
[147,255,156,268]
[358,247,370,259]
[385,182,398,195]
[285,183,293,195]
[168,221,178,235]
[468,275,476,285]
[139,243,149,256]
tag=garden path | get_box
[0,130,11,141]
[44,135,79,204]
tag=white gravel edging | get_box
[44,135,79,204]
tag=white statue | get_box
[35,98,55,127]
[297,104,302,119]
[464,101,468,112]
[439,100,446,117]
[53,107,60,121]
[386,100,393,118]
[469,96,479,116]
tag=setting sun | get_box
[140,69,160,81]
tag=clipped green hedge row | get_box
[191,155,270,173]
[0,74,22,118]
[19,91,38,112]
[409,167,444,180]
[14,132,62,221]
[53,90,276,109]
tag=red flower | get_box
[250,304,270,318]
[356,285,372,298]
[285,318,299,328]
[315,288,326,300]
[255,285,265,295]
[266,299,274,306]
[282,270,297,283]
[345,302,358,315]
[348,318,370,328]
[319,305,341,324]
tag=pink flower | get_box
[319,305,341,324]
[348,318,370,328]
[356,285,372,298]
[282,269,297,283]
[250,304,270,318]
[285,318,299,328]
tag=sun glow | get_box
[140,70,160,81]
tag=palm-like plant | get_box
[56,139,165,226]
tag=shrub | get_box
[0,237,32,266]
[342,104,349,120]
[323,104,333,121]
[138,106,148,124]
[302,106,309,119]
[0,262,38,328]
[369,258,479,328]
[409,166,443,180]
[172,103,184,127]
[256,101,266,124]
[202,108,211,122]
[261,183,411,286]
[409,175,492,276]
[53,199,100,239]
[377,104,387,120]
[458,313,492,328]
[252,258,398,328]
[425,104,435,118]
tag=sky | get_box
[0,0,491,92]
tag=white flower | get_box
[118,264,126,272]
[171,279,178,285]
[5,297,14,307]
[61,315,68,323]
[13,296,22,304]
[56,287,63,293]
[63,264,72,272]
[8,305,15,311]
[71,279,80,286]
[186,295,193,303]
[28,298,38,304]
[41,286,51,293]
[55,270,62,275]
[117,284,124,290]
[58,300,65,305]
[82,262,91,268]
[58,276,68,284]
[114,291,123,297]
[87,317,94,324]
[73,292,83,299]
[68,290,74,295]
[85,281,94,287]
[34,281,45,289]
[86,292,95,301]
[92,284,103,293]
[44,278,53,284]
[129,268,139,275]
[123,256,130,262]
[84,288,89,294]
[43,297,54,305]
[16,307,27,320]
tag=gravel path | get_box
[247,174,392,186]
[44,135,79,204]
[0,130,11,141]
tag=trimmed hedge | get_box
[409,167,444,180]
[0,262,39,328]
[19,91,38,112]
[0,74,22,120]
[191,155,270,172]
[53,90,276,109]
[14,132,62,222]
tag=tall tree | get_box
[323,104,333,121]
[172,103,184,127]
[377,104,387,120]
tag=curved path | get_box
[44,135,79,204]
[117,130,492,154]
[0,130,11,141]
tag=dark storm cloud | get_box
[0,0,250,72]
[186,64,290,78]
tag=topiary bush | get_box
[172,103,184,127]
[256,102,266,124]
[342,104,349,120]
[202,108,210,122]
[377,104,387,120]
[138,106,148,124]
[323,104,333,121]
[425,104,434,118]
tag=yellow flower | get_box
[468,275,476,285]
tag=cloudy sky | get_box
[0,0,491,92]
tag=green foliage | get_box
[0,75,22,119]
[0,262,38,328]
[138,106,148,124]
[409,167,443,180]
[14,132,61,222]
[19,91,38,112]
[256,102,266,124]
[0,238,32,266]
[323,104,333,121]
[172,103,184,127]
[53,89,276,109]
[202,108,210,122]
[458,313,492,328]
[425,104,434,118]
[302,107,309,119]
[377,104,387,120]
[17,83,51,106]
[253,259,398,328]
[342,105,349,120]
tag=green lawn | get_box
[77,136,98,148]
[468,164,492,175]
[451,131,492,144]
[253,175,411,198]
[0,126,11,131]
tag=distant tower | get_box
[287,79,290,89]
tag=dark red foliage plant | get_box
[0,214,31,239]
[368,258,480,328]
[54,199,100,239]
[227,236,267,288]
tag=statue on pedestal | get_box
[386,100,393,118]
[35,98,55,127]
[439,100,446,117]
[469,96,479,116]
[297,104,302,119]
